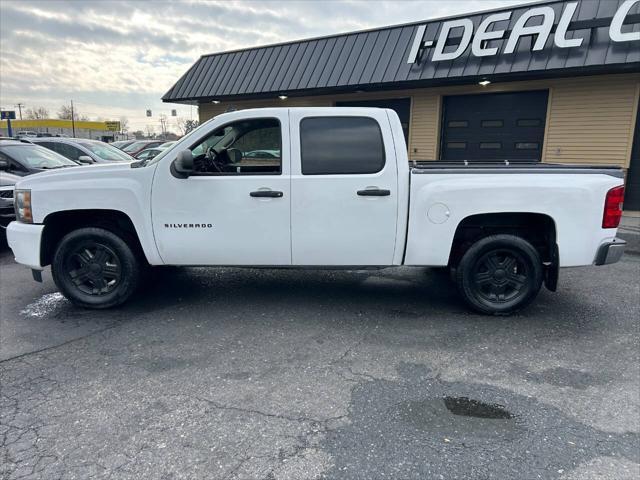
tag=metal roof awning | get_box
[163,0,640,104]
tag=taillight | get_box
[602,185,624,228]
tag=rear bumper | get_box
[594,237,626,266]
[6,221,44,270]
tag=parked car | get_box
[31,137,134,164]
[122,140,164,157]
[0,139,79,175]
[122,140,165,157]
[134,147,165,161]
[0,171,20,241]
[244,149,280,159]
[16,131,38,138]
[6,107,626,314]
[112,139,137,150]
[158,141,176,149]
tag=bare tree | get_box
[175,117,186,136]
[145,125,155,138]
[119,116,129,133]
[159,114,168,139]
[184,119,199,134]
[24,106,50,120]
[57,105,89,121]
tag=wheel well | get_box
[40,210,145,267]
[448,213,557,267]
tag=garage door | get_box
[441,90,549,162]
[624,110,640,211]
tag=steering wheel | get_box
[204,146,224,173]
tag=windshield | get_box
[78,142,133,162]
[123,141,151,153]
[1,144,78,169]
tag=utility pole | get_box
[70,100,76,137]
[14,103,24,120]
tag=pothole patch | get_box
[443,396,513,419]
[396,396,521,443]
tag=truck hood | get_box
[15,162,135,190]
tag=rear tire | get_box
[52,227,140,309]
[456,234,543,315]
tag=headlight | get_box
[14,189,33,223]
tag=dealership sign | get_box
[407,0,640,64]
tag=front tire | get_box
[456,234,543,315]
[52,227,141,309]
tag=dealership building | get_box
[163,0,640,209]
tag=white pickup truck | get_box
[7,107,627,315]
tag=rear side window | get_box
[300,117,385,175]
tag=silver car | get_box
[31,137,134,164]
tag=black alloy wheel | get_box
[471,249,529,305]
[64,242,122,295]
[52,227,141,308]
[456,234,543,315]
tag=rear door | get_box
[290,109,398,265]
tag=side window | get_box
[300,117,385,175]
[37,142,57,153]
[189,118,281,175]
[56,144,85,161]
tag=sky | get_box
[0,0,531,134]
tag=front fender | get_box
[18,164,163,265]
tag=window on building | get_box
[480,142,502,149]
[447,142,467,149]
[189,118,281,175]
[300,117,385,175]
[481,120,504,128]
[517,119,542,127]
[447,120,468,128]
[515,142,539,150]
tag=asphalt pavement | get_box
[1,246,639,479]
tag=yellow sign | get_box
[105,121,121,131]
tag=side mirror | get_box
[77,155,93,164]
[0,159,8,170]
[172,150,194,178]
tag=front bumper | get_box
[6,221,44,270]
[594,237,626,266]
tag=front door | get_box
[151,110,291,265]
[289,110,399,265]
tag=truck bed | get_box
[410,161,624,178]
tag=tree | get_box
[24,107,49,119]
[119,116,129,133]
[175,117,186,136]
[145,125,155,138]
[184,119,199,134]
[131,130,145,139]
[159,114,168,139]
[176,118,199,136]
[57,105,89,121]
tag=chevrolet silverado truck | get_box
[6,108,627,314]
